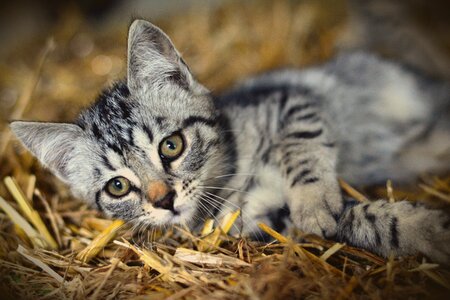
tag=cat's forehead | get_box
[76,81,216,158]
[133,82,214,116]
[77,82,134,138]
[78,81,213,130]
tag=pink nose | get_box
[147,181,176,211]
[147,181,169,203]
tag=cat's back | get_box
[217,51,438,137]
[217,51,450,184]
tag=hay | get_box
[0,0,449,299]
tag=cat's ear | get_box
[10,121,84,182]
[127,19,206,94]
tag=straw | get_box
[76,219,125,263]
[338,179,369,203]
[0,195,47,248]
[4,176,58,249]
[17,245,64,283]
[174,247,251,267]
[198,210,240,251]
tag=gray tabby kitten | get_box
[11,20,450,264]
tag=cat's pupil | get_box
[166,140,176,150]
[113,180,123,190]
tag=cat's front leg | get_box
[278,102,343,238]
[280,142,343,238]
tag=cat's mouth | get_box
[165,203,196,225]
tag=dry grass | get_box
[0,0,449,299]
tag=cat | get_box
[10,20,450,264]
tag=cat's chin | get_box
[152,205,196,226]
[167,213,191,225]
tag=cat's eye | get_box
[159,133,184,160]
[106,176,131,197]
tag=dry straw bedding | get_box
[0,1,449,299]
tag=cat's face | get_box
[11,20,231,227]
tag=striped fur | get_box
[11,20,450,264]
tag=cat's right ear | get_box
[127,19,206,94]
[10,121,84,182]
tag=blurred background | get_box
[0,0,450,175]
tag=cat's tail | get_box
[336,199,450,264]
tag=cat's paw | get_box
[408,208,450,265]
[380,201,450,264]
[288,181,343,238]
[337,200,450,265]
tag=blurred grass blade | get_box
[199,210,240,251]
[320,243,344,261]
[76,219,124,263]
[17,245,64,283]
[201,219,214,236]
[115,239,171,280]
[258,222,346,277]
[175,247,250,267]
[0,196,47,248]
[338,179,368,203]
[4,176,58,249]
[258,222,289,243]
[220,209,240,233]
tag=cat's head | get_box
[10,20,232,227]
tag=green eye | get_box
[159,133,184,160]
[106,177,131,197]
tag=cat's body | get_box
[11,21,450,264]
[215,53,450,259]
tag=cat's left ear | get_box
[127,19,206,95]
